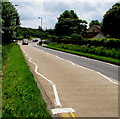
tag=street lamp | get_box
[14,5,18,6]
[38,17,43,45]
[38,17,42,30]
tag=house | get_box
[83,25,105,39]
[93,32,105,39]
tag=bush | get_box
[48,43,120,59]
[49,35,59,42]
[85,38,120,49]
[71,34,83,40]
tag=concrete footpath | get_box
[19,43,118,117]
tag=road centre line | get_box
[97,72,119,85]
[33,46,119,85]
[69,60,119,85]
[21,47,62,107]
[56,55,64,60]
[58,49,118,68]
[69,61,75,66]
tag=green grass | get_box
[2,43,51,118]
[46,43,120,65]
[0,44,2,118]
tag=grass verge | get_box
[46,44,120,65]
[0,44,2,118]
[2,43,51,118]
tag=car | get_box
[37,40,42,45]
[43,40,50,44]
[22,39,29,45]
[33,39,38,42]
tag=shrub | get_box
[48,43,120,59]
[71,34,83,40]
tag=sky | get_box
[9,0,119,29]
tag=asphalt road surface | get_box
[34,45,119,81]
[19,42,119,117]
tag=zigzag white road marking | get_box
[21,47,62,107]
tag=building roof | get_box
[86,25,101,33]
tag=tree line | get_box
[2,1,20,44]
[1,1,120,44]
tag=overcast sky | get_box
[9,0,118,29]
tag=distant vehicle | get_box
[44,40,50,44]
[37,40,42,45]
[22,39,29,45]
[33,39,38,42]
[42,40,50,44]
[37,40,50,46]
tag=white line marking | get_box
[97,72,119,85]
[57,50,118,68]
[25,54,28,56]
[31,46,119,85]
[69,61,75,66]
[56,56,59,58]
[21,46,62,107]
[55,55,64,60]
[76,64,88,70]
[52,84,62,107]
[51,108,75,114]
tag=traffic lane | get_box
[20,44,118,117]
[33,45,118,81]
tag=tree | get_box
[102,2,120,38]
[2,1,20,44]
[89,20,101,27]
[54,10,87,36]
[38,25,42,31]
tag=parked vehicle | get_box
[42,40,50,44]
[22,39,29,45]
[32,39,38,42]
[37,40,42,45]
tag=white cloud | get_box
[9,0,118,2]
[10,1,118,29]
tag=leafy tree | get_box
[2,1,20,44]
[38,25,42,31]
[45,29,55,35]
[89,20,101,27]
[54,10,87,36]
[0,9,1,44]
[102,2,120,38]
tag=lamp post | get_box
[14,5,18,6]
[38,17,42,30]
[38,17,43,45]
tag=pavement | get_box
[19,42,118,117]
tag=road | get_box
[19,42,118,117]
[34,45,119,81]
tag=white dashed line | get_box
[69,61,75,66]
[97,72,119,85]
[33,46,119,85]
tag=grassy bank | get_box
[2,43,51,118]
[47,43,120,65]
[0,45,2,118]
